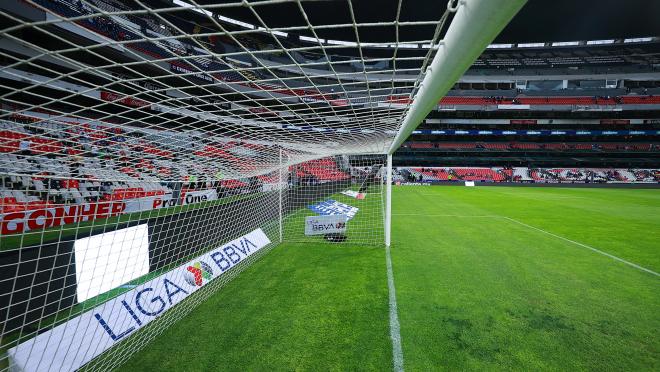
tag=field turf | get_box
[120,186,659,371]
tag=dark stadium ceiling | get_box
[147,0,660,44]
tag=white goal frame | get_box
[383,0,527,247]
[0,0,528,370]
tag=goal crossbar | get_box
[387,0,527,154]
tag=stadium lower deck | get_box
[118,185,659,371]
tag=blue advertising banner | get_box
[308,199,359,220]
[411,129,660,136]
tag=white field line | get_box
[392,213,658,277]
[503,195,588,199]
[501,217,660,277]
[385,243,404,372]
[392,214,498,218]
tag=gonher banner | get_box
[0,197,163,235]
[305,215,348,236]
[8,228,271,372]
[1,201,128,235]
[0,189,220,235]
[308,199,359,220]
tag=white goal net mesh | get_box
[0,0,460,370]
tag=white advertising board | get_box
[340,190,364,199]
[75,224,150,303]
[304,215,348,236]
[8,228,271,372]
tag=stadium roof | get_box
[145,0,660,44]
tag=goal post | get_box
[384,0,528,246]
[1,153,387,371]
[0,0,528,370]
[279,147,284,243]
[280,154,386,245]
[385,154,393,247]
[388,0,528,153]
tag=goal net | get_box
[0,0,525,370]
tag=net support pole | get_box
[387,0,527,154]
[385,154,393,247]
[279,148,283,243]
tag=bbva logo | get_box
[184,261,214,287]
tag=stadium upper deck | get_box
[1,0,658,109]
[0,0,658,170]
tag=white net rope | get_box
[0,0,456,370]
[0,0,452,170]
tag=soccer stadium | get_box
[0,0,658,370]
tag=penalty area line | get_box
[390,213,658,277]
[502,216,660,277]
[391,214,498,218]
[385,243,404,372]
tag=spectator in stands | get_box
[48,177,59,191]
[19,139,31,155]
[138,18,148,35]
[70,155,82,178]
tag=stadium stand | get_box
[404,142,659,152]
[1,1,658,371]
[391,95,660,107]
[0,114,350,228]
[0,0,660,371]
[11,0,660,109]
[0,0,656,202]
[396,167,659,183]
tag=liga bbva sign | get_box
[304,215,348,236]
[8,228,270,372]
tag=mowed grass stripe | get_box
[119,191,393,371]
[502,216,660,277]
[397,186,660,272]
[393,213,659,277]
[119,186,658,370]
[119,243,392,371]
[391,186,659,371]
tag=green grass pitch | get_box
[119,186,659,371]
